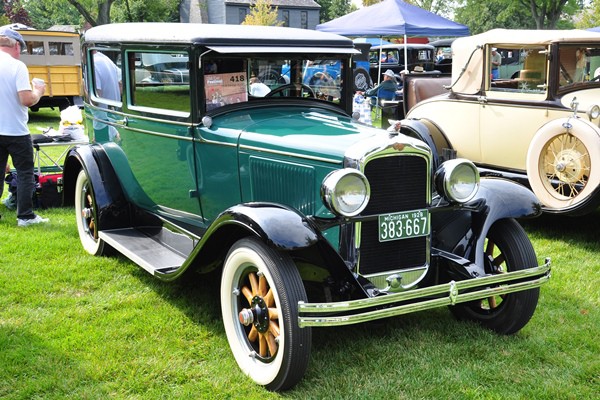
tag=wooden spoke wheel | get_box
[221,238,311,391]
[74,169,109,256]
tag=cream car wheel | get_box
[221,238,311,391]
[526,118,600,210]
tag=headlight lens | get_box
[587,104,600,120]
[321,169,370,217]
[435,159,480,203]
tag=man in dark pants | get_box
[0,28,49,226]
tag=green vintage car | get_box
[62,23,550,391]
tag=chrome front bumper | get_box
[298,258,551,327]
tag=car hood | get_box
[211,105,387,162]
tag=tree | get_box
[65,0,116,26]
[518,0,579,29]
[242,0,283,26]
[455,0,536,34]
[3,0,32,26]
[576,0,600,29]
[24,0,181,30]
[316,0,356,23]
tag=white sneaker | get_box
[17,215,49,227]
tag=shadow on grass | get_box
[0,325,110,398]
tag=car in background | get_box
[63,22,550,391]
[369,43,436,83]
[406,29,600,215]
[429,38,455,73]
[16,28,82,110]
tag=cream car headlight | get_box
[587,104,600,121]
[321,169,370,217]
[434,159,480,204]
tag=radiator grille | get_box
[358,155,428,275]
[250,157,315,215]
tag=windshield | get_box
[201,55,347,112]
[558,44,600,91]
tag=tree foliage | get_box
[576,0,600,29]
[518,0,579,29]
[3,0,32,26]
[316,0,356,23]
[22,0,181,30]
[454,0,536,34]
[242,0,283,26]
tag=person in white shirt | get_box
[0,28,49,226]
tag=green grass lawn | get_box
[0,110,598,399]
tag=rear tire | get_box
[75,169,110,256]
[450,219,540,334]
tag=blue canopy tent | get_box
[316,0,470,79]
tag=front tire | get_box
[74,169,110,256]
[221,238,311,391]
[450,219,540,334]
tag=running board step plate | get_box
[99,227,194,275]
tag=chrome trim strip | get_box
[298,259,551,327]
[84,105,192,126]
[239,144,343,165]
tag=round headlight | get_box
[435,159,480,204]
[587,104,600,120]
[321,169,370,217]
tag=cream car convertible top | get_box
[450,28,600,94]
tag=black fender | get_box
[433,177,540,277]
[400,118,452,170]
[184,202,369,298]
[62,144,130,230]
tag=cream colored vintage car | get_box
[405,29,600,215]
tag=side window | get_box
[489,46,547,93]
[49,41,74,56]
[22,40,44,55]
[90,49,122,105]
[128,51,190,115]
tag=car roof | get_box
[454,28,600,49]
[370,43,434,51]
[450,28,600,94]
[428,38,454,47]
[84,22,358,54]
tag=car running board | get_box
[99,227,194,275]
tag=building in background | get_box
[181,0,320,29]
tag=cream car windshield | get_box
[558,44,600,90]
[203,56,345,112]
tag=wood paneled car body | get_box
[406,29,600,215]
[62,23,550,391]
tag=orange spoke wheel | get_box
[221,237,311,391]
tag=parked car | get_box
[369,43,436,83]
[406,29,600,215]
[16,28,83,110]
[62,23,550,391]
[429,38,455,73]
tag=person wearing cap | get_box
[0,27,49,226]
[491,47,501,79]
[363,69,399,100]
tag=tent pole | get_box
[403,34,408,73]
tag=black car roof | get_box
[84,22,357,53]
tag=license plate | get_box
[378,209,430,242]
